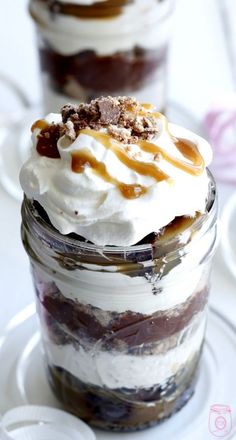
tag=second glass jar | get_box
[29,0,175,113]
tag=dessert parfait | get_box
[20,96,218,431]
[29,0,174,112]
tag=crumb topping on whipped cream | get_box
[20,96,213,246]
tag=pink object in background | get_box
[205,94,236,185]
[208,404,232,437]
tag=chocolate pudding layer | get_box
[34,275,208,348]
[39,44,166,101]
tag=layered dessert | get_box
[29,0,174,112]
[20,96,218,431]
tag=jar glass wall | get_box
[21,173,217,431]
[29,0,175,113]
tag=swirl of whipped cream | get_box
[20,98,212,246]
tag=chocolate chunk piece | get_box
[98,97,121,124]
[61,96,159,143]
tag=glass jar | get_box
[21,172,218,431]
[29,0,175,113]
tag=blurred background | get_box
[0,0,234,117]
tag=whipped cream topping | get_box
[20,97,213,246]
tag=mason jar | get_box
[21,173,217,431]
[29,0,175,113]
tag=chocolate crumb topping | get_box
[61,96,159,143]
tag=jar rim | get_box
[22,169,217,259]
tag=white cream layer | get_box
[20,113,212,247]
[32,0,173,55]
[43,313,206,389]
[32,211,215,314]
[34,253,206,314]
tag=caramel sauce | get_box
[118,183,146,199]
[31,119,49,132]
[174,137,204,171]
[71,150,147,199]
[38,0,132,19]
[80,129,169,181]
[33,113,204,199]
[138,104,163,119]
[141,103,154,110]
[138,137,204,176]
[158,213,201,242]
[138,110,165,120]
[71,128,205,199]
[35,122,61,159]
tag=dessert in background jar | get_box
[29,0,175,113]
[20,96,218,431]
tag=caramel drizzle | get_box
[138,137,204,176]
[71,127,205,199]
[31,119,49,132]
[71,150,147,200]
[79,129,169,181]
[32,113,205,199]
[139,110,204,174]
[138,103,165,121]
[80,128,204,175]
[36,0,132,19]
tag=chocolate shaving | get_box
[61,96,159,143]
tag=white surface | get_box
[0,306,236,439]
[0,405,95,440]
[0,0,236,438]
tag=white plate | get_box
[0,304,235,440]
